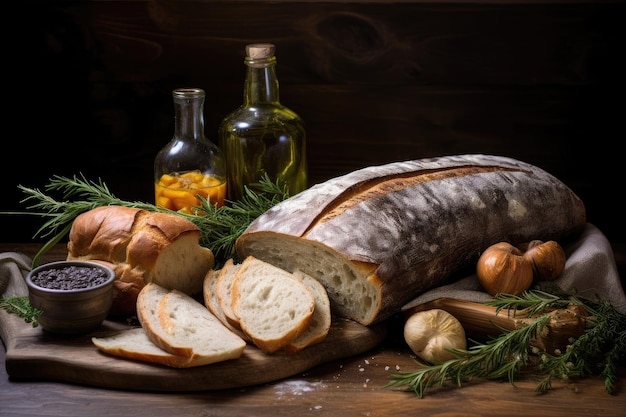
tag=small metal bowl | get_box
[26,260,116,335]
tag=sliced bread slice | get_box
[285,270,332,353]
[92,328,199,368]
[203,267,249,341]
[232,256,315,353]
[137,282,246,364]
[136,283,176,350]
[215,259,242,329]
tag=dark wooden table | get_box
[2,243,625,417]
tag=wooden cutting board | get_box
[1,256,387,392]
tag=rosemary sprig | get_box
[19,173,159,235]
[388,289,626,397]
[6,173,289,268]
[486,289,568,317]
[0,296,42,327]
[175,177,290,266]
[9,173,162,266]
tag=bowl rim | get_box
[26,260,116,294]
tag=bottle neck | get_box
[243,56,280,106]
[173,88,205,140]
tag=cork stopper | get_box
[246,43,275,59]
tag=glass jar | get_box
[219,43,307,201]
[154,88,227,213]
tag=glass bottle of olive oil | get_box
[154,88,227,213]
[218,43,308,201]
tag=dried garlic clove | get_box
[403,309,467,364]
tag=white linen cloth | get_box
[0,251,31,297]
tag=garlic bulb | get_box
[403,309,467,364]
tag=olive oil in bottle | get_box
[218,43,307,201]
[154,88,227,213]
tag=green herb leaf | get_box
[174,175,290,267]
[0,296,42,327]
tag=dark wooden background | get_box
[3,0,624,252]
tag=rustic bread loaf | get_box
[66,206,214,316]
[136,282,246,363]
[232,256,315,353]
[285,270,332,353]
[235,154,587,325]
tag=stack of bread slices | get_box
[92,256,332,367]
[206,256,332,354]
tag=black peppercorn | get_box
[31,265,110,290]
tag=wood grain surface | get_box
[2,317,386,392]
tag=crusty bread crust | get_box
[67,206,214,316]
[236,154,587,325]
[67,205,139,261]
[92,328,197,368]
